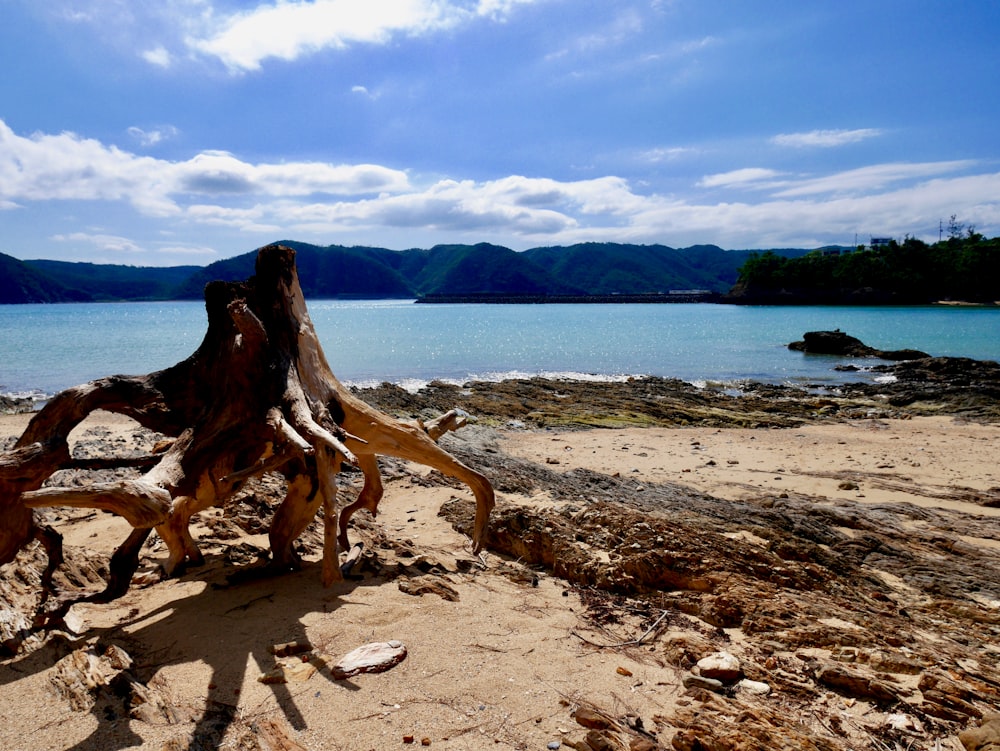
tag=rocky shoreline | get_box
[2,351,1000,750]
[352,353,1000,428]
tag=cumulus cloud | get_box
[189,0,544,72]
[0,119,410,219]
[771,128,883,148]
[3,119,1000,251]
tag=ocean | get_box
[2,300,999,401]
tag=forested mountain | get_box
[27,260,200,302]
[170,241,414,299]
[405,243,585,296]
[727,235,1000,304]
[522,243,767,294]
[0,252,89,303]
[2,241,821,304]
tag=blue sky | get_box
[2,0,998,266]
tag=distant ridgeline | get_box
[725,235,1000,305]
[0,241,810,304]
[9,236,994,305]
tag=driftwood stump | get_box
[0,244,494,616]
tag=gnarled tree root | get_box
[0,244,494,622]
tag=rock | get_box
[584,729,624,751]
[696,652,741,683]
[682,674,724,693]
[736,678,771,696]
[0,605,32,655]
[868,649,923,675]
[0,394,34,414]
[398,575,460,601]
[831,646,859,663]
[574,706,618,731]
[815,664,900,703]
[662,633,714,667]
[884,713,922,734]
[787,331,929,360]
[960,713,1000,751]
[919,670,984,720]
[331,640,407,679]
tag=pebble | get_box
[737,678,771,696]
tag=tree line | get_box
[732,226,999,304]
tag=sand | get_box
[2,409,999,750]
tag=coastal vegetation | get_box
[729,229,1000,305]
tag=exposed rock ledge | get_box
[788,330,930,360]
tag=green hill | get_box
[26,260,199,301]
[1,241,821,304]
[406,243,584,296]
[0,252,89,303]
[172,242,415,300]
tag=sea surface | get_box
[2,300,999,401]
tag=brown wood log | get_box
[0,243,494,612]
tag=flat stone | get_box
[682,674,724,692]
[815,664,899,703]
[332,640,407,679]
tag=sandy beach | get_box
[2,385,1000,751]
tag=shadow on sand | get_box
[1,550,381,750]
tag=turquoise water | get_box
[2,300,999,398]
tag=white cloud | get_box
[4,119,1000,251]
[698,168,781,189]
[640,146,698,164]
[189,0,545,72]
[50,231,221,262]
[771,128,883,148]
[0,119,410,219]
[142,46,173,67]
[772,160,975,197]
[52,232,144,254]
[127,125,180,147]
